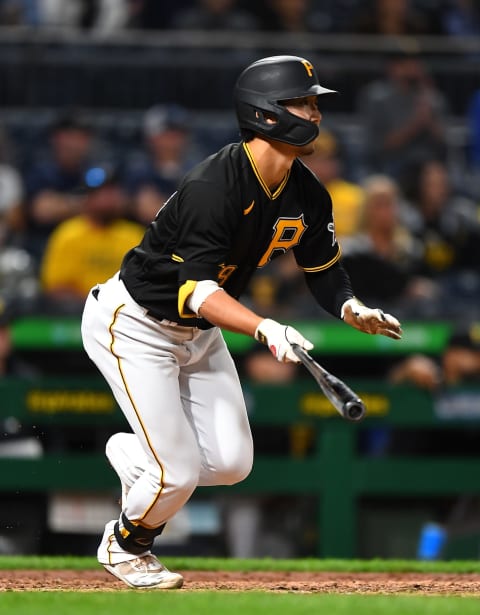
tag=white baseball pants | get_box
[81,273,253,530]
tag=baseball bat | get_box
[291,343,366,422]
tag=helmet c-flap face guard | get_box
[234,55,336,147]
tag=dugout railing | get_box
[1,375,480,558]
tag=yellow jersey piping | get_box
[108,303,165,524]
[301,246,342,272]
[243,142,290,200]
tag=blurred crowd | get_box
[0,0,479,37]
[0,48,479,330]
[0,1,479,341]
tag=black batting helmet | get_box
[234,55,336,147]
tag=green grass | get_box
[1,555,480,573]
[0,592,479,615]
[1,557,479,614]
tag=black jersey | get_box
[120,141,340,328]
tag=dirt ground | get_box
[1,570,480,594]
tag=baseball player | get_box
[81,55,402,589]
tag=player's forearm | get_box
[198,289,263,337]
[304,261,353,318]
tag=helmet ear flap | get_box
[254,108,279,126]
[235,98,320,147]
[236,100,275,125]
[235,99,282,140]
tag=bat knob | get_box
[344,399,366,422]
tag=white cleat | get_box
[104,554,184,589]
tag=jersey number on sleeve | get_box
[218,264,238,286]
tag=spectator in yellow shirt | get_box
[303,129,364,239]
[41,166,144,308]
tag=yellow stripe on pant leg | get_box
[108,303,166,526]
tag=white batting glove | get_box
[341,298,402,340]
[255,318,314,363]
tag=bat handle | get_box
[344,399,366,422]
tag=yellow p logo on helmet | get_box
[301,60,314,77]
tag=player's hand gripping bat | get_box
[291,343,366,422]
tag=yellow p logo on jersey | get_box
[301,60,314,78]
[258,215,308,267]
